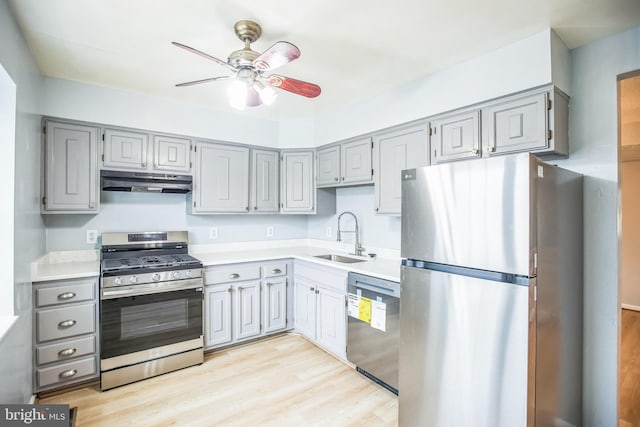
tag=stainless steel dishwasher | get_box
[346,272,400,394]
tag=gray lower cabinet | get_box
[204,260,291,350]
[193,142,250,213]
[374,123,430,215]
[43,120,99,214]
[251,149,279,212]
[33,277,99,392]
[430,110,481,164]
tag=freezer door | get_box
[401,153,534,276]
[399,265,528,427]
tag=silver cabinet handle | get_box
[59,369,77,379]
[271,269,282,274]
[334,177,339,182]
[254,206,258,210]
[58,292,76,300]
[227,288,232,293]
[246,207,249,212]
[58,348,76,357]
[309,287,314,291]
[229,273,240,279]
[58,320,76,328]
[141,161,147,167]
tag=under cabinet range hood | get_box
[100,170,193,193]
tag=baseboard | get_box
[622,304,640,312]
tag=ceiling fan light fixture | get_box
[228,79,248,110]
[256,81,278,106]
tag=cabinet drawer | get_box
[36,303,96,343]
[262,262,288,278]
[205,264,261,285]
[36,357,97,389]
[35,280,95,308]
[36,336,96,366]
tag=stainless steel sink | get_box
[314,254,366,263]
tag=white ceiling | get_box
[8,0,640,120]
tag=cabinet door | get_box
[263,278,287,334]
[251,149,279,212]
[205,285,232,348]
[45,121,99,213]
[316,285,346,358]
[281,151,314,213]
[153,135,191,172]
[431,111,481,164]
[316,146,340,186]
[342,137,372,184]
[103,128,149,170]
[375,124,429,215]
[194,143,250,213]
[233,281,261,341]
[482,93,548,155]
[294,277,317,339]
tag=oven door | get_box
[100,283,203,360]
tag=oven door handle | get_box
[101,279,203,299]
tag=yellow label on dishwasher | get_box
[358,297,372,324]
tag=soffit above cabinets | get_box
[8,0,640,120]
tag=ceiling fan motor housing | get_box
[228,49,259,69]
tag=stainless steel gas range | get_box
[99,231,204,391]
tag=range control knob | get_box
[172,271,180,279]
[152,273,161,282]
[129,276,138,284]
[114,277,123,286]
[184,270,192,278]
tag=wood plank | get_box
[620,309,640,427]
[38,334,398,426]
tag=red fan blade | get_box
[253,41,301,72]
[172,42,236,72]
[246,86,263,107]
[267,74,321,98]
[175,76,232,87]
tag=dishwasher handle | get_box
[351,280,400,298]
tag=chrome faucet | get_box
[337,211,365,256]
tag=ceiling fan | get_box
[173,20,321,109]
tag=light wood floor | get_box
[620,309,640,427]
[38,334,398,426]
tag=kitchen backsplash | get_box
[43,186,401,252]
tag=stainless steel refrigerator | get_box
[399,153,583,427]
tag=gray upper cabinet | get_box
[153,135,192,172]
[316,145,340,186]
[481,92,547,155]
[374,123,430,215]
[43,120,99,214]
[103,128,193,173]
[281,151,315,213]
[341,137,373,184]
[102,128,148,170]
[193,142,250,213]
[316,137,373,188]
[251,149,279,213]
[430,111,481,164]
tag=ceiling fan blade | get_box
[175,76,232,87]
[246,86,263,107]
[253,42,300,72]
[266,74,321,98]
[172,41,236,72]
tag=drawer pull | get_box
[58,292,76,300]
[58,320,76,328]
[271,269,282,274]
[59,369,77,379]
[58,348,77,357]
[229,273,240,279]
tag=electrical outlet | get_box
[326,226,332,238]
[86,229,98,244]
[209,227,218,239]
[266,226,274,237]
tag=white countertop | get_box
[31,240,401,283]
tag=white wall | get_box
[0,0,45,403]
[554,25,640,426]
